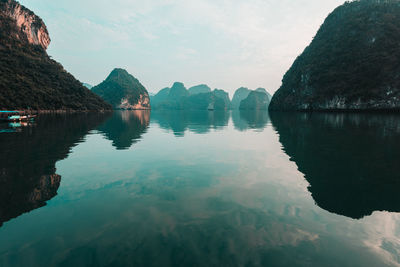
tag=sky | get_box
[19,0,345,95]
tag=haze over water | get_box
[0,111,400,267]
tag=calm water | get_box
[1,110,400,267]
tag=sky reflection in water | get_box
[0,111,400,267]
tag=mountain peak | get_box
[107,68,131,79]
[92,69,150,110]
[188,84,211,95]
[172,82,185,88]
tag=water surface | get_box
[0,110,400,267]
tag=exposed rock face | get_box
[269,0,400,111]
[0,0,111,110]
[231,87,251,109]
[239,90,271,110]
[1,0,50,49]
[270,112,400,219]
[188,84,212,95]
[92,68,150,110]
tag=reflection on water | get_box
[1,111,400,266]
[151,110,230,136]
[0,113,109,226]
[232,110,270,131]
[270,112,400,219]
[97,111,150,150]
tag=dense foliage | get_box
[270,0,400,110]
[92,68,150,109]
[0,1,111,110]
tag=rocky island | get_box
[269,0,400,111]
[151,82,231,110]
[240,88,271,110]
[92,68,151,110]
[0,0,110,111]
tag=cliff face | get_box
[269,0,400,111]
[0,0,111,110]
[231,87,251,109]
[151,82,189,110]
[213,89,231,110]
[1,0,50,49]
[92,68,151,110]
[239,91,270,110]
[184,90,230,110]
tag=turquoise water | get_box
[0,111,400,267]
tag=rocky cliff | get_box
[239,90,270,110]
[231,87,251,109]
[269,0,400,111]
[1,0,50,49]
[0,0,110,110]
[92,68,150,110]
[151,83,231,110]
[151,82,189,110]
[188,84,212,95]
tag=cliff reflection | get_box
[0,113,110,226]
[97,111,150,150]
[270,112,400,219]
[232,110,270,131]
[151,110,229,136]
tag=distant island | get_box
[269,0,400,111]
[0,0,275,112]
[150,84,271,111]
[240,89,271,110]
[92,68,151,110]
[0,0,111,111]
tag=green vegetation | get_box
[270,0,400,110]
[92,68,150,109]
[0,1,111,111]
[188,84,212,95]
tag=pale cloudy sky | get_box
[19,0,345,95]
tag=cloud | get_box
[19,0,346,93]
